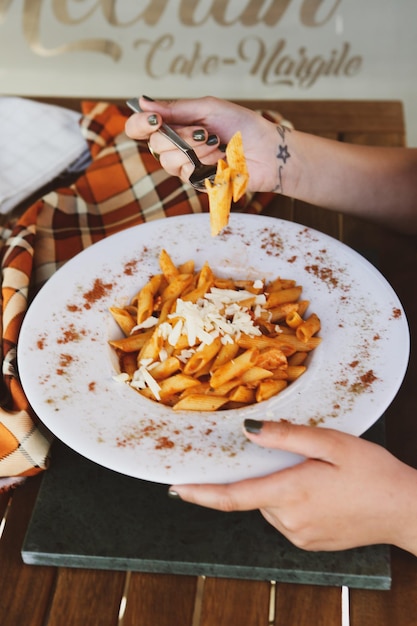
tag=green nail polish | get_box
[206,134,219,146]
[168,488,182,500]
[192,129,206,142]
[148,114,158,126]
[244,419,264,434]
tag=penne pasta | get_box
[255,348,287,370]
[265,286,303,309]
[239,366,274,385]
[256,379,288,402]
[267,303,299,323]
[285,310,303,329]
[149,356,181,380]
[108,329,154,352]
[109,306,136,336]
[228,385,256,404]
[210,348,259,389]
[161,274,194,302]
[173,393,229,411]
[276,334,322,352]
[287,365,307,381]
[287,351,308,366]
[297,300,310,317]
[109,250,321,411]
[159,248,180,282]
[183,337,222,375]
[212,342,241,369]
[296,313,321,343]
[181,262,215,303]
[135,274,163,323]
[178,259,195,274]
[159,373,200,400]
[205,131,249,237]
[268,277,296,291]
[138,329,163,361]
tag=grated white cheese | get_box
[205,287,263,305]
[157,322,173,340]
[165,288,264,348]
[130,359,162,400]
[168,319,183,346]
[113,372,130,383]
[177,348,196,363]
[131,315,159,333]
[116,284,269,401]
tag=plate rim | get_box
[17,213,410,483]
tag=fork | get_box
[126,98,217,191]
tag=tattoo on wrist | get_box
[272,125,291,194]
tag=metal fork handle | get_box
[126,98,202,168]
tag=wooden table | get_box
[1,99,416,626]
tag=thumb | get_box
[243,419,348,464]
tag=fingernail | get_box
[192,129,206,142]
[147,114,158,126]
[206,134,219,146]
[168,488,182,500]
[244,419,264,434]
[219,143,227,152]
[142,95,155,102]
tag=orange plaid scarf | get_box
[0,101,279,486]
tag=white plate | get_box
[18,214,409,484]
